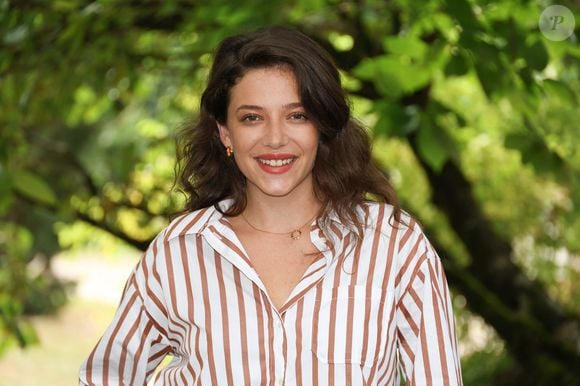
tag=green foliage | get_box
[461,349,514,386]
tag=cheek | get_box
[230,133,255,150]
[226,126,246,148]
[307,130,320,153]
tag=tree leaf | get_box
[543,79,577,104]
[416,122,451,172]
[372,101,420,137]
[522,39,549,71]
[505,132,566,176]
[353,56,431,99]
[444,51,470,77]
[383,35,428,60]
[12,171,57,206]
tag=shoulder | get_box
[166,206,220,242]
[359,202,436,254]
[138,206,220,272]
[142,199,233,261]
[152,205,219,246]
[359,201,419,236]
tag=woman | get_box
[80,26,462,385]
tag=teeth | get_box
[258,158,294,167]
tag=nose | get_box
[263,118,288,148]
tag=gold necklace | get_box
[240,212,317,240]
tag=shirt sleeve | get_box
[79,232,172,386]
[395,225,463,386]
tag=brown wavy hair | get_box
[176,26,400,233]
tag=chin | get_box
[248,173,314,198]
[258,186,296,197]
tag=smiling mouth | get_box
[256,158,296,167]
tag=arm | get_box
[395,228,463,386]
[79,234,172,386]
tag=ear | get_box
[217,122,232,148]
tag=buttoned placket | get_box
[269,225,347,386]
[273,315,286,386]
[197,210,349,386]
[200,223,285,386]
[199,217,290,386]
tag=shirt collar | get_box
[174,199,233,238]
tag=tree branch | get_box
[75,211,151,251]
[13,189,152,252]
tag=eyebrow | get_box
[235,102,303,112]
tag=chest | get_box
[239,233,320,309]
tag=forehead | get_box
[228,67,300,108]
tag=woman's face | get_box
[218,67,319,201]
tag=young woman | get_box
[80,26,462,386]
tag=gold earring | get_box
[226,146,233,157]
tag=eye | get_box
[241,114,261,122]
[289,112,308,121]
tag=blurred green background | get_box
[1,0,579,385]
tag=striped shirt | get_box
[79,200,462,386]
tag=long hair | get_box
[177,26,400,233]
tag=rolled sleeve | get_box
[395,229,463,386]
[79,234,171,386]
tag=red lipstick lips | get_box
[256,153,297,174]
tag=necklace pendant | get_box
[290,229,302,240]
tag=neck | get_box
[243,189,321,233]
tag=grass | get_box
[0,299,117,386]
[0,252,136,386]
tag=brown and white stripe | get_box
[80,200,462,385]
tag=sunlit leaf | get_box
[353,56,431,98]
[383,35,428,59]
[11,171,57,206]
